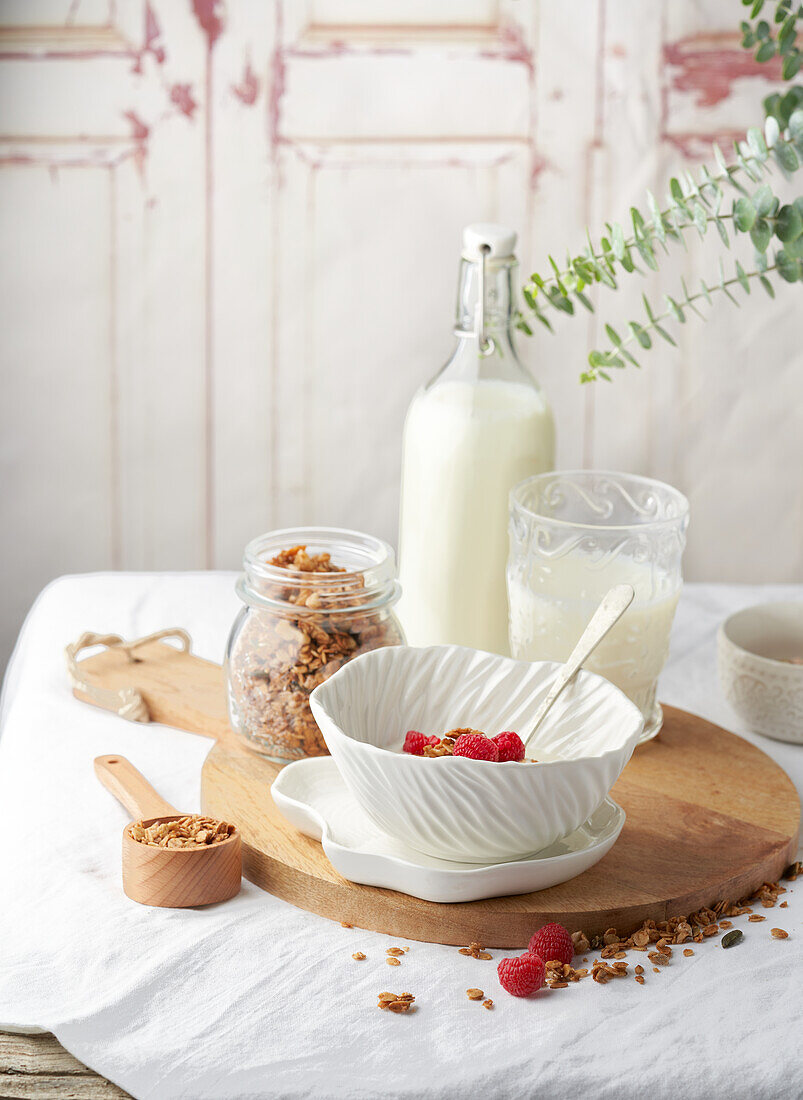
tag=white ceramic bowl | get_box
[718,602,803,744]
[309,645,644,863]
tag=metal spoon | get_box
[523,583,635,753]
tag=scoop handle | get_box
[94,755,178,821]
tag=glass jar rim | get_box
[510,469,690,533]
[239,526,400,615]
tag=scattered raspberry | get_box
[403,731,438,755]
[497,953,545,997]
[528,923,574,966]
[453,733,500,762]
[493,731,525,762]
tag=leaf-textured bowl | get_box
[309,645,644,863]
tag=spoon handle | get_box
[94,755,178,821]
[524,584,635,752]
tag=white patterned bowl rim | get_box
[717,602,803,745]
[310,644,644,863]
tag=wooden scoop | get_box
[95,754,241,908]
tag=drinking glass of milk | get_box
[507,471,689,740]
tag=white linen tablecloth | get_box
[0,574,801,1100]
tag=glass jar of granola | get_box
[225,527,404,761]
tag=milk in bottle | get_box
[397,225,554,654]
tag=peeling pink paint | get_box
[232,59,260,106]
[123,110,150,142]
[286,44,411,59]
[123,110,149,175]
[144,4,166,63]
[664,33,783,108]
[529,151,552,189]
[132,3,166,73]
[170,82,198,119]
[269,2,287,156]
[192,0,225,50]
[479,21,534,76]
[664,130,746,159]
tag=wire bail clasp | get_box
[475,243,495,357]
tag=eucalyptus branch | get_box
[516,1,803,383]
[521,112,803,335]
[581,253,803,383]
[741,0,803,80]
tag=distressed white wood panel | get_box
[287,145,531,545]
[1,0,801,675]
[282,56,529,141]
[524,0,603,471]
[0,165,115,650]
[586,0,671,479]
[209,0,275,568]
[660,0,802,580]
[306,0,498,26]
[0,1,114,26]
[112,0,208,570]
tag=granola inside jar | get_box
[225,527,404,761]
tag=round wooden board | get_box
[201,706,800,947]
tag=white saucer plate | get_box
[271,757,625,904]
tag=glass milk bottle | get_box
[397,224,554,655]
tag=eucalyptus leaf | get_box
[605,323,622,346]
[776,247,801,280]
[776,202,803,241]
[759,274,776,297]
[778,13,797,52]
[647,190,666,242]
[784,234,803,258]
[635,237,658,270]
[751,217,773,251]
[734,196,758,230]
[756,40,776,62]
[775,139,801,172]
[629,322,652,349]
[790,108,803,143]
[752,183,775,215]
[654,324,678,346]
[735,261,751,293]
[692,201,708,235]
[747,127,768,159]
[765,114,781,147]
[611,222,626,261]
[713,143,730,174]
[782,49,801,78]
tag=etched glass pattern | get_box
[508,471,689,741]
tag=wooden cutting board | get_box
[74,638,800,946]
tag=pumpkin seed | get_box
[722,929,743,949]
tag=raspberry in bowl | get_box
[309,644,643,864]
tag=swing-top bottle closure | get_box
[454,223,519,357]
